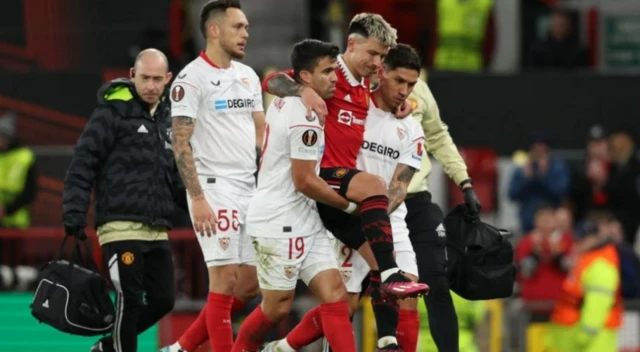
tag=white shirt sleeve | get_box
[287,102,322,161]
[250,70,264,113]
[399,119,425,170]
[170,72,202,119]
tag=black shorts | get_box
[317,167,361,234]
[404,191,448,277]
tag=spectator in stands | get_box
[516,204,574,318]
[605,130,640,245]
[528,8,589,69]
[599,215,640,299]
[546,215,622,352]
[0,111,37,229]
[509,133,570,233]
[569,125,611,226]
[555,206,574,238]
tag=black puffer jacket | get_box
[63,78,186,229]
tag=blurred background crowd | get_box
[1,0,640,351]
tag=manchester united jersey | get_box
[262,55,370,169]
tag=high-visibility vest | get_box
[434,0,494,72]
[550,243,623,329]
[0,147,35,228]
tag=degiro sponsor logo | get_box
[214,99,255,110]
[362,141,400,159]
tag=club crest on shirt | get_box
[241,77,250,87]
[407,97,419,111]
[333,168,348,178]
[171,85,185,102]
[121,252,135,265]
[284,265,297,280]
[340,270,352,284]
[219,237,230,251]
[274,98,285,111]
[302,129,318,146]
[397,127,406,140]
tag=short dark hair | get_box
[291,39,340,82]
[383,44,421,73]
[200,0,242,39]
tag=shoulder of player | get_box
[172,62,206,89]
[398,114,423,136]
[282,97,321,128]
[231,61,259,77]
[399,113,422,130]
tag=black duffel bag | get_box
[31,233,115,336]
[444,204,516,300]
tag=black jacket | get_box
[63,78,186,230]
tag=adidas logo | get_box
[344,94,351,102]
[42,299,49,308]
[137,124,148,133]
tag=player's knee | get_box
[367,175,387,196]
[261,295,294,322]
[208,265,238,294]
[323,275,348,304]
[234,272,260,301]
[235,284,260,302]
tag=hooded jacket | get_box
[63,78,186,230]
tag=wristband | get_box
[343,202,357,214]
[459,178,473,190]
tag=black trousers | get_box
[405,191,459,352]
[100,240,175,352]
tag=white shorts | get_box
[252,230,338,291]
[332,237,419,294]
[187,177,255,267]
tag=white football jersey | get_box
[170,52,263,192]
[246,97,325,238]
[357,100,425,243]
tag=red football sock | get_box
[320,301,357,352]
[179,309,207,352]
[285,306,324,349]
[178,296,247,351]
[231,306,275,352]
[396,310,420,352]
[206,292,234,352]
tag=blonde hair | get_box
[348,13,397,47]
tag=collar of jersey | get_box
[337,55,365,88]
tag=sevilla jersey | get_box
[170,52,263,192]
[262,55,370,169]
[357,98,425,243]
[246,97,325,238]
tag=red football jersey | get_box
[262,56,370,169]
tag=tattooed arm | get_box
[265,72,304,97]
[171,116,203,201]
[388,163,418,214]
[264,71,328,120]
